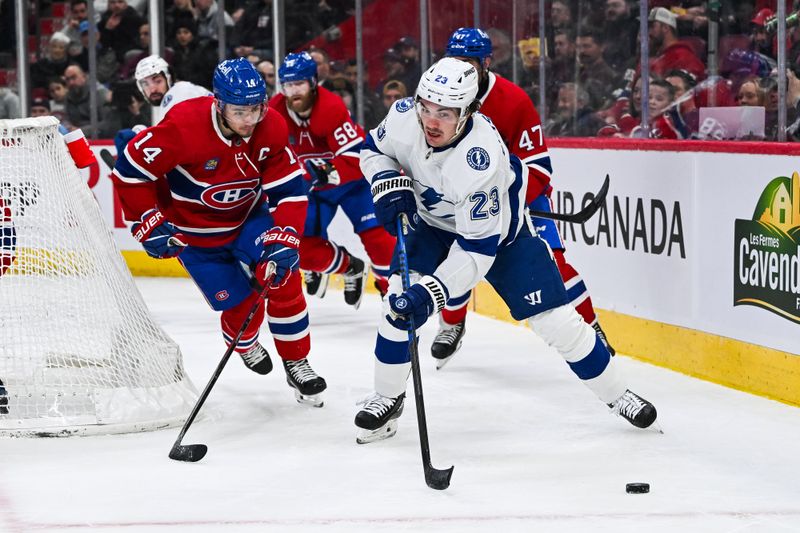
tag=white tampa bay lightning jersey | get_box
[153,81,212,124]
[361,97,528,297]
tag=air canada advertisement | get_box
[734,172,800,324]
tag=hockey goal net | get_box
[0,117,197,436]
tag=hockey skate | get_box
[592,322,616,356]
[431,320,465,370]
[240,343,273,375]
[0,378,8,415]
[609,389,657,429]
[303,270,329,298]
[342,253,368,309]
[283,358,327,407]
[355,392,405,444]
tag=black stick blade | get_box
[169,444,208,463]
[425,465,454,490]
[99,149,116,169]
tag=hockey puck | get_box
[625,482,650,494]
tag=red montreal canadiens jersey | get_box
[479,72,552,204]
[268,86,364,189]
[112,96,307,247]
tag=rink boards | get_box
[84,139,800,406]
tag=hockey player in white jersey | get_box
[109,55,213,161]
[354,58,657,443]
[134,54,211,125]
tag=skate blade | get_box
[347,268,369,310]
[294,390,324,408]
[356,419,398,444]
[316,274,329,299]
[434,340,463,370]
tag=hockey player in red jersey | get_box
[433,27,615,367]
[112,58,327,407]
[269,52,395,308]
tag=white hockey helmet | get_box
[134,54,172,95]
[415,57,480,139]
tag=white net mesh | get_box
[0,117,197,437]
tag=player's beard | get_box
[147,92,164,106]
[287,92,313,115]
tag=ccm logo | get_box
[200,178,260,210]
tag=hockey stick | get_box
[396,215,454,491]
[528,174,610,224]
[168,262,276,463]
[99,149,116,169]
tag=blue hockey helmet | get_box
[445,27,493,60]
[279,52,318,86]
[213,57,266,107]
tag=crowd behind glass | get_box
[0,0,797,142]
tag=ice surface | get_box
[1,278,799,532]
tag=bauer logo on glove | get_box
[131,208,187,259]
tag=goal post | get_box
[0,117,198,437]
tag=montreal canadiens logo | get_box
[395,98,414,113]
[466,147,490,171]
[215,290,229,301]
[200,178,260,210]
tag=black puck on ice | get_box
[626,482,650,494]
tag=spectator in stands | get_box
[231,0,274,60]
[520,27,574,111]
[171,20,217,90]
[257,60,276,98]
[194,0,234,43]
[99,0,145,63]
[119,23,175,80]
[344,59,359,87]
[602,0,638,72]
[381,79,406,112]
[309,47,332,87]
[646,78,682,139]
[31,32,71,89]
[165,0,197,48]
[736,76,764,107]
[394,36,422,88]
[29,94,52,118]
[546,82,605,137]
[48,76,70,125]
[98,80,148,137]
[576,27,619,109]
[63,64,110,132]
[376,47,416,96]
[64,0,90,56]
[0,87,20,119]
[649,7,706,81]
[600,76,684,138]
[759,76,783,140]
[750,8,775,58]
[546,0,574,56]
[665,68,699,135]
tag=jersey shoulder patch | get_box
[395,97,414,113]
[466,146,491,171]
